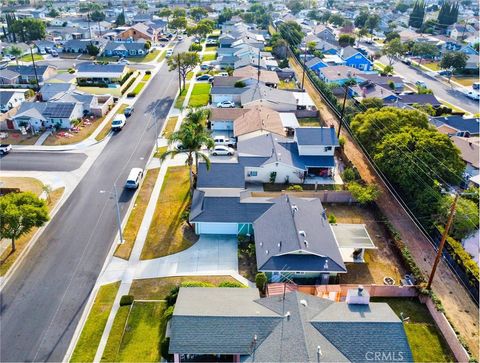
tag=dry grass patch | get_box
[43,116,106,146]
[114,168,160,260]
[0,176,44,196]
[140,166,197,259]
[0,187,64,276]
[0,131,41,145]
[161,116,178,139]
[129,276,240,300]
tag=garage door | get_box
[212,95,232,104]
[197,222,238,235]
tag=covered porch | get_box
[331,224,377,263]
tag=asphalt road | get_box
[0,39,190,362]
[0,152,87,171]
[361,41,480,114]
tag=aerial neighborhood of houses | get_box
[0,1,479,363]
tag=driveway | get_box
[99,235,239,284]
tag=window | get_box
[249,171,258,177]
[324,146,332,151]
[294,271,305,275]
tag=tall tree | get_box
[0,192,49,252]
[160,113,214,196]
[286,0,306,15]
[408,0,425,28]
[278,21,304,47]
[382,38,405,66]
[90,10,105,22]
[189,7,208,22]
[366,14,380,39]
[169,16,187,31]
[7,45,23,65]
[412,42,438,64]
[338,34,355,47]
[437,1,459,28]
[172,7,186,18]
[116,11,125,26]
[167,52,200,91]
[157,8,172,21]
[354,10,369,28]
[440,51,468,74]
[11,18,46,41]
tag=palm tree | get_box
[160,117,214,196]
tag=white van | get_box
[125,168,144,189]
[213,135,235,147]
[111,114,127,131]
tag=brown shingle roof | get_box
[233,65,280,85]
[209,108,249,122]
[451,136,479,168]
[234,105,284,137]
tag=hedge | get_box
[121,75,137,95]
[217,281,246,288]
[119,295,134,306]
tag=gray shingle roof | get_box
[240,84,297,106]
[197,162,246,188]
[170,288,413,362]
[295,127,339,146]
[189,193,272,224]
[77,62,126,74]
[210,86,248,95]
[254,196,346,273]
[0,90,23,105]
[431,115,480,135]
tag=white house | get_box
[0,90,26,113]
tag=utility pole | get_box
[113,183,124,244]
[301,44,307,91]
[177,53,182,91]
[30,46,40,91]
[427,193,459,290]
[337,83,349,138]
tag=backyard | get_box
[114,168,160,260]
[324,203,407,285]
[188,83,211,107]
[372,297,454,362]
[71,282,120,362]
[298,117,321,127]
[140,166,197,260]
[202,52,217,62]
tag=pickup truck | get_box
[0,144,12,155]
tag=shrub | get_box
[255,272,268,296]
[145,70,151,75]
[163,305,174,321]
[287,185,303,192]
[218,281,246,288]
[68,67,75,74]
[180,281,215,288]
[269,171,277,183]
[126,92,136,98]
[119,295,134,306]
[234,80,246,88]
[160,337,171,360]
[347,182,379,204]
[166,286,179,306]
[328,213,337,223]
[341,167,358,183]
[121,74,137,94]
[338,136,346,148]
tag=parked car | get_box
[166,49,173,58]
[216,100,235,108]
[401,58,412,65]
[124,106,134,117]
[213,135,235,147]
[125,168,144,189]
[51,50,58,57]
[0,144,12,155]
[118,58,130,65]
[200,63,214,70]
[217,72,229,77]
[196,74,214,82]
[415,80,427,88]
[463,90,480,100]
[438,70,452,77]
[211,145,235,156]
[473,82,480,90]
[159,37,169,42]
[111,114,127,131]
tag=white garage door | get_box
[197,222,238,235]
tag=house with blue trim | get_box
[306,57,327,74]
[341,46,373,71]
[102,40,149,58]
[317,65,366,85]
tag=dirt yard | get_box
[325,204,407,285]
[290,56,479,358]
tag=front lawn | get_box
[298,117,321,126]
[140,166,197,260]
[114,168,160,260]
[43,115,106,146]
[188,83,211,107]
[372,297,454,362]
[202,52,217,62]
[129,50,160,63]
[161,116,178,139]
[129,276,242,300]
[95,104,129,142]
[451,76,478,87]
[18,53,43,62]
[101,305,131,362]
[131,81,146,96]
[174,88,188,109]
[71,282,120,362]
[112,302,166,362]
[423,62,440,71]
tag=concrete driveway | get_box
[135,235,238,279]
[99,235,239,284]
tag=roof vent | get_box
[277,241,282,249]
[317,346,323,357]
[299,230,306,237]
[304,240,309,248]
[259,242,263,247]
[291,205,298,213]
[358,285,364,295]
[285,311,291,320]
[300,299,308,307]
[265,249,269,254]
[324,260,329,270]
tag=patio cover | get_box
[331,224,376,249]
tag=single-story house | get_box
[233,65,280,87]
[39,82,75,101]
[350,82,399,103]
[391,93,442,108]
[76,63,128,86]
[169,287,413,362]
[102,40,149,58]
[466,54,479,70]
[314,24,338,44]
[431,116,480,137]
[34,40,56,54]
[116,22,158,42]
[340,46,373,71]
[12,101,84,131]
[4,65,57,85]
[240,85,298,112]
[451,136,479,179]
[0,69,20,85]
[317,66,366,85]
[0,90,26,113]
[306,57,328,73]
[62,39,107,54]
[358,74,404,92]
[211,85,248,105]
[209,107,249,135]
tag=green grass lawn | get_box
[205,45,218,52]
[423,62,440,71]
[140,166,197,260]
[157,49,167,63]
[18,53,43,62]
[101,305,131,362]
[174,88,188,109]
[71,282,120,362]
[116,302,167,362]
[132,81,146,95]
[188,83,211,107]
[142,73,151,81]
[372,298,454,362]
[451,76,478,87]
[186,71,194,81]
[298,117,321,126]
[279,79,297,89]
[129,50,160,63]
[202,53,217,62]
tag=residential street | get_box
[0,40,190,362]
[0,152,87,171]
[361,42,480,114]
